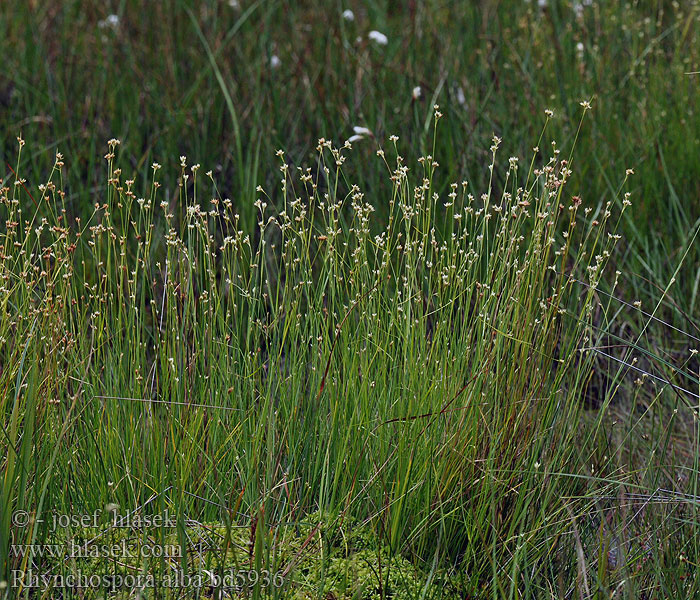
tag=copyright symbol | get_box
[11,511,30,528]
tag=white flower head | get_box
[353,126,373,136]
[412,86,422,100]
[98,14,120,30]
[456,86,466,106]
[368,30,388,45]
[347,126,374,144]
[342,9,355,21]
[270,55,282,69]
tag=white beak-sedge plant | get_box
[3,105,680,599]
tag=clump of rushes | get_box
[1,105,643,597]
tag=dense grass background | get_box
[1,1,699,598]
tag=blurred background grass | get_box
[1,0,698,285]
